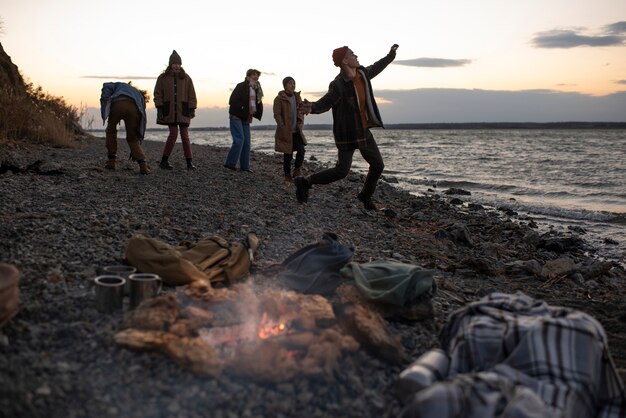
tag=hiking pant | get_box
[309,130,384,198]
[283,132,306,175]
[162,124,192,159]
[105,99,145,161]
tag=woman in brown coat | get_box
[154,50,198,170]
[273,76,307,182]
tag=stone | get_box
[541,257,577,278]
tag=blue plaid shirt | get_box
[400,292,626,417]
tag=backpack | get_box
[124,232,259,286]
[278,233,354,295]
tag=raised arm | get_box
[364,44,399,80]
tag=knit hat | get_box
[282,76,295,88]
[332,46,349,67]
[169,50,182,65]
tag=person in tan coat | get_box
[153,50,198,170]
[273,76,307,182]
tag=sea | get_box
[141,128,626,267]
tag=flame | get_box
[258,312,288,340]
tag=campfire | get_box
[257,312,288,339]
[115,280,408,382]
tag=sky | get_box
[2,0,626,127]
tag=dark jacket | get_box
[311,50,396,150]
[229,79,263,123]
[100,82,147,141]
[153,68,197,126]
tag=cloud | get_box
[369,88,626,123]
[81,75,157,80]
[532,23,625,48]
[374,96,392,104]
[616,80,626,85]
[393,58,472,68]
[605,21,626,34]
[304,88,625,122]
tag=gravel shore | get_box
[1,137,625,418]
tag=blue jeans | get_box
[225,119,251,170]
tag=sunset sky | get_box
[2,0,626,126]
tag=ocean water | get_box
[143,128,626,265]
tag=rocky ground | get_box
[0,137,625,418]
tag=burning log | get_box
[123,293,181,331]
[334,303,409,364]
[229,328,359,381]
[114,329,225,377]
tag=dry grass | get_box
[0,78,84,147]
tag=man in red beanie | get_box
[296,44,399,210]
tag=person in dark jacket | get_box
[273,76,307,182]
[100,81,150,174]
[224,68,264,172]
[153,50,198,170]
[296,44,398,210]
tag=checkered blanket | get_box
[399,292,626,418]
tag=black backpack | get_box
[278,233,354,295]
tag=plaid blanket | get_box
[399,292,626,418]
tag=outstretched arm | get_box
[308,83,342,114]
[365,43,399,80]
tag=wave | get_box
[439,191,624,223]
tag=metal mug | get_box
[102,265,136,296]
[93,275,126,313]
[128,273,162,308]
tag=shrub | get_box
[0,77,83,146]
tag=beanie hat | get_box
[332,46,349,67]
[169,50,182,66]
[282,76,295,88]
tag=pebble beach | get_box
[1,137,625,418]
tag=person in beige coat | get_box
[273,76,307,182]
[153,50,198,170]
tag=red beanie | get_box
[332,46,349,67]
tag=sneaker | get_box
[187,163,197,170]
[294,176,310,203]
[159,160,173,170]
[223,164,237,171]
[104,160,116,170]
[240,168,254,173]
[357,192,377,211]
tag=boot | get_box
[105,154,116,170]
[294,176,311,203]
[284,173,293,183]
[357,192,377,211]
[159,155,173,170]
[186,158,196,170]
[292,166,302,178]
[104,159,116,170]
[138,160,151,175]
